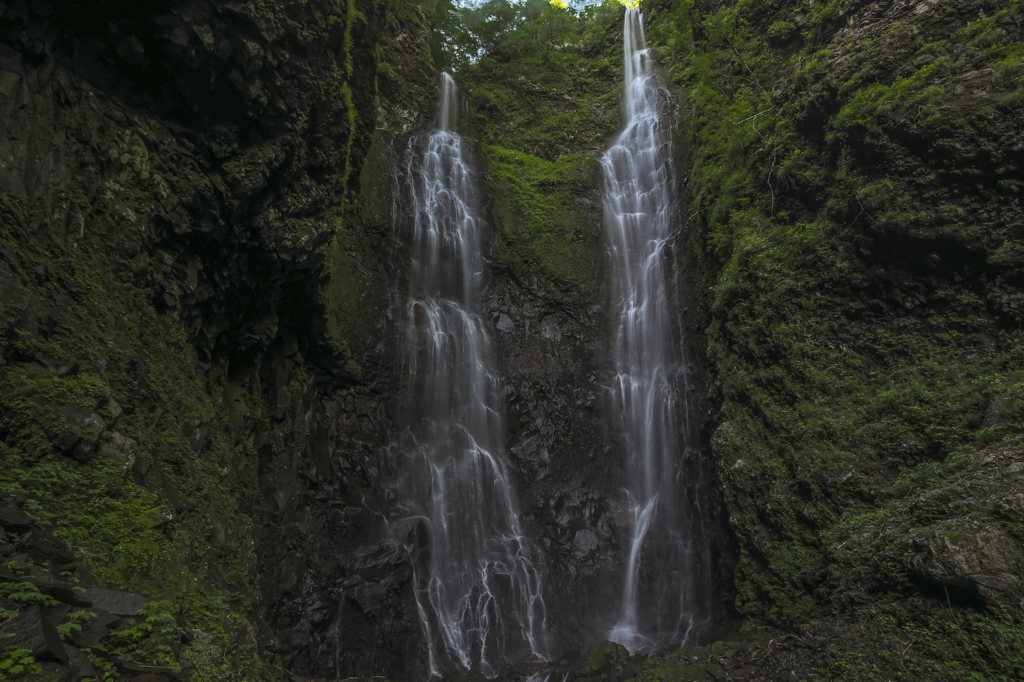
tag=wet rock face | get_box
[6,0,697,671]
[0,0,438,678]
[487,272,626,652]
[0,0,392,371]
[435,130,634,652]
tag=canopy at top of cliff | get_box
[455,0,630,9]
[437,0,634,71]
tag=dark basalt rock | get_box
[65,645,97,680]
[82,587,146,616]
[24,528,77,566]
[0,505,32,532]
[26,572,90,606]
[41,601,71,626]
[0,605,69,664]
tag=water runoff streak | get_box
[403,73,549,677]
[603,8,713,653]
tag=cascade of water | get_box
[403,72,549,677]
[603,8,713,653]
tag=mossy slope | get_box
[642,0,1024,677]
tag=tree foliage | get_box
[434,0,624,72]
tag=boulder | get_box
[909,527,1023,606]
[0,505,32,531]
[49,406,107,460]
[0,605,69,664]
[82,587,146,616]
[99,431,137,463]
[70,412,107,461]
[573,641,629,678]
[65,644,97,679]
[24,528,76,566]
[573,529,598,557]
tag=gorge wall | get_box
[641,0,1024,678]
[0,0,440,679]
[1,0,1023,680]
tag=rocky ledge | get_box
[0,497,193,681]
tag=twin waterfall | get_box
[603,8,711,652]
[403,74,549,677]
[402,9,709,677]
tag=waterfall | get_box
[403,72,550,677]
[603,8,713,653]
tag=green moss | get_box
[0,158,272,681]
[888,602,1024,681]
[834,57,952,132]
[574,640,628,677]
[325,229,364,379]
[638,662,707,682]
[484,145,601,296]
[642,0,1024,674]
[457,0,625,160]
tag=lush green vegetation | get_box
[0,186,271,680]
[485,146,602,295]
[456,0,626,158]
[637,0,1024,676]
[442,0,629,301]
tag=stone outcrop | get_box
[0,0,439,678]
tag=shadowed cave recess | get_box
[1,0,1024,681]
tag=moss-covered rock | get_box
[485,146,603,297]
[458,1,625,160]
[0,0,439,679]
[641,0,1024,676]
[573,640,629,677]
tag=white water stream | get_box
[603,8,712,653]
[403,73,549,677]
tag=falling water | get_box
[403,73,549,677]
[603,8,713,653]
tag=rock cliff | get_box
[2,0,1024,680]
[0,0,441,678]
